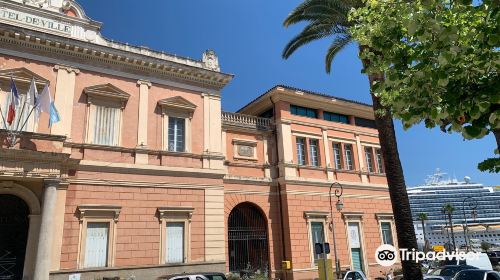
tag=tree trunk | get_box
[494,128,500,151]
[421,219,427,252]
[360,45,423,280]
[448,212,457,251]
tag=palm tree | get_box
[443,204,457,250]
[418,213,428,252]
[282,1,422,279]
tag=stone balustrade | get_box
[221,112,273,131]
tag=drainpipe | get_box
[271,97,288,280]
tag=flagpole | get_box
[14,99,27,132]
[0,106,8,130]
[18,106,36,133]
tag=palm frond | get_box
[284,0,351,27]
[282,24,348,59]
[325,34,352,73]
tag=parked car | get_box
[343,270,368,280]
[424,277,446,280]
[452,269,500,280]
[157,272,227,280]
[442,253,493,270]
[427,265,479,280]
[487,252,500,266]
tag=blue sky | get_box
[78,0,498,186]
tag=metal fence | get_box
[228,203,269,277]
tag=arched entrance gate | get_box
[0,194,29,280]
[228,202,269,277]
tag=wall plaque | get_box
[237,145,254,157]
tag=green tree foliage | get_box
[349,0,500,172]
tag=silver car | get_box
[453,269,500,280]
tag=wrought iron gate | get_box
[0,195,29,280]
[228,203,269,276]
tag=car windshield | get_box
[455,271,485,280]
[430,269,442,276]
[204,275,226,280]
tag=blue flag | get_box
[49,102,60,127]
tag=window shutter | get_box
[84,222,109,268]
[93,105,119,146]
[166,222,184,263]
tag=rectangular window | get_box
[296,137,306,165]
[168,117,186,152]
[166,222,185,263]
[348,222,364,272]
[290,105,317,118]
[84,222,109,268]
[354,117,377,129]
[93,105,120,146]
[323,111,349,124]
[333,143,342,169]
[311,222,325,263]
[344,144,354,170]
[365,147,374,173]
[309,139,319,166]
[381,222,394,245]
[376,149,384,173]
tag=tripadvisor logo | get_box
[375,244,398,267]
[375,244,482,267]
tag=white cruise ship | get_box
[408,169,500,250]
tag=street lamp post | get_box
[462,197,478,251]
[329,182,343,280]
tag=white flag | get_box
[38,84,52,114]
[26,78,37,106]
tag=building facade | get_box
[0,1,395,280]
[408,170,500,249]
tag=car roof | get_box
[159,272,225,279]
[440,265,476,268]
[459,269,491,272]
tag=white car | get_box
[442,252,493,270]
[343,271,368,280]
[453,269,500,280]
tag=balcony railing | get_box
[221,112,273,131]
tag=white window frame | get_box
[304,211,330,267]
[332,142,343,170]
[309,139,320,167]
[84,84,129,146]
[364,147,375,173]
[158,207,194,264]
[344,143,354,170]
[376,148,384,173]
[158,97,196,153]
[296,137,306,165]
[76,205,121,269]
[376,213,397,248]
[342,212,367,274]
[167,116,187,152]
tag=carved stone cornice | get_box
[0,136,79,179]
[157,207,194,221]
[137,79,152,88]
[54,64,80,74]
[0,25,233,91]
[77,205,122,222]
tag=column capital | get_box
[54,64,80,74]
[137,79,152,88]
[43,178,61,188]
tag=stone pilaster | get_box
[277,121,296,177]
[136,80,151,164]
[322,128,334,180]
[355,134,368,183]
[204,189,225,261]
[51,65,79,139]
[33,179,60,280]
[202,93,224,169]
